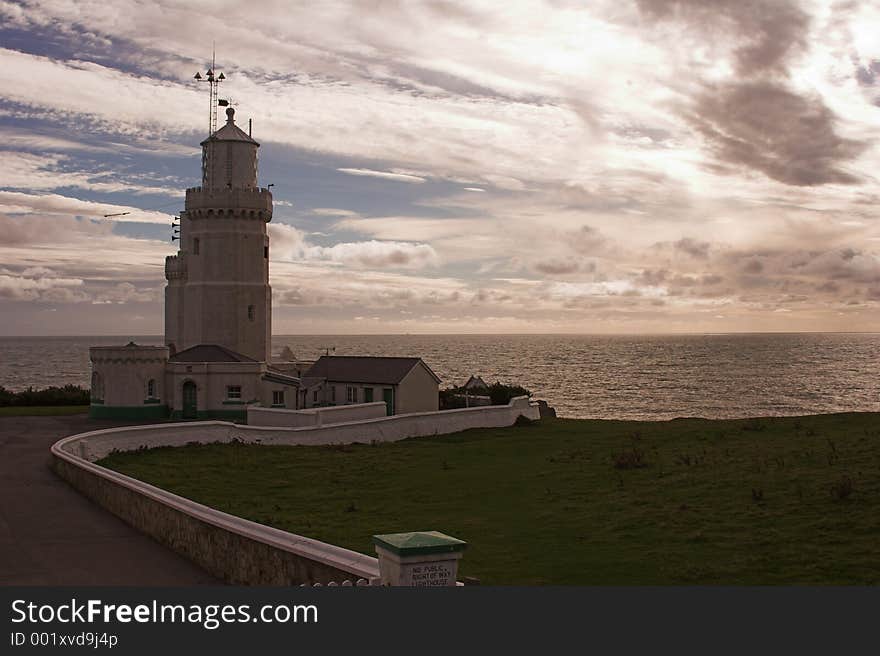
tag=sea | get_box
[0,333,878,421]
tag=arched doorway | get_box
[182,381,197,419]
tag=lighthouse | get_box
[87,70,438,421]
[89,94,304,421]
[164,106,272,362]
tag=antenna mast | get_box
[193,45,226,187]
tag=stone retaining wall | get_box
[50,438,379,585]
[50,396,539,584]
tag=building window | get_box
[264,245,269,259]
[313,389,319,405]
[247,305,255,321]
[147,379,156,398]
[273,390,284,406]
[227,385,242,400]
[346,386,357,403]
[363,387,373,403]
[330,386,336,403]
[193,238,200,255]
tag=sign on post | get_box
[372,531,467,587]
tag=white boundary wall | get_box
[64,396,539,462]
[49,396,538,584]
[247,401,388,427]
[50,435,381,584]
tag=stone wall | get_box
[51,396,539,584]
[50,436,379,585]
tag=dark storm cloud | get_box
[674,237,710,258]
[533,257,596,276]
[635,0,808,75]
[568,225,608,255]
[637,0,865,186]
[854,60,880,86]
[688,81,865,186]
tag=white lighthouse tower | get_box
[89,81,305,421]
[164,105,272,362]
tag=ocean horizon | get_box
[1,332,877,421]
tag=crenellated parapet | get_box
[164,254,186,281]
[90,345,170,365]
[184,186,273,221]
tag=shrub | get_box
[613,447,647,470]
[513,414,534,427]
[438,388,468,410]
[831,475,854,501]
[488,382,531,406]
[439,381,531,409]
[0,384,90,407]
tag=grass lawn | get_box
[0,405,89,416]
[98,414,880,585]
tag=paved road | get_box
[0,413,218,585]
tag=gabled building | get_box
[304,356,441,415]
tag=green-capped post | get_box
[372,531,467,586]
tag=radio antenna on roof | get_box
[193,42,225,138]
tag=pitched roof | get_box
[305,356,441,385]
[263,369,301,386]
[464,375,488,389]
[201,108,259,146]
[169,344,257,363]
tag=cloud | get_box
[674,237,710,259]
[0,271,85,302]
[312,208,358,217]
[0,191,175,224]
[688,81,865,186]
[3,1,880,333]
[0,150,182,197]
[336,168,427,183]
[268,222,438,269]
[635,0,809,75]
[315,240,439,268]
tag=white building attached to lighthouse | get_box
[89,106,301,421]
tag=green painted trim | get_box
[92,399,104,405]
[372,531,467,556]
[89,404,169,420]
[143,398,161,405]
[270,404,285,408]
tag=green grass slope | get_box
[99,414,880,584]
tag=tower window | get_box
[264,245,269,259]
[247,304,255,321]
[193,238,200,255]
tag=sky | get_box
[1,0,880,335]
